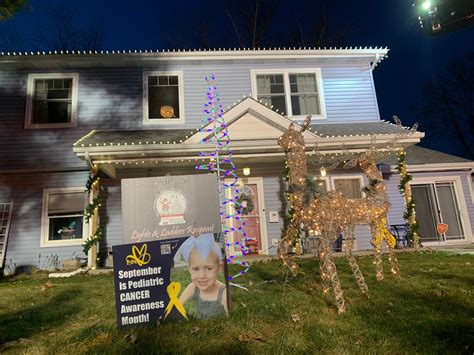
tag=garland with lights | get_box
[83,169,103,257]
[196,75,250,280]
[395,149,420,248]
[84,196,102,223]
[83,226,103,255]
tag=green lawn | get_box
[0,251,473,354]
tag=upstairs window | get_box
[41,188,87,247]
[256,74,287,114]
[25,73,78,129]
[252,69,325,119]
[143,71,185,125]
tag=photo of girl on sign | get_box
[175,233,228,320]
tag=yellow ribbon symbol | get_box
[126,244,151,266]
[164,282,188,320]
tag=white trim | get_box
[390,163,474,173]
[467,170,474,205]
[184,97,320,145]
[1,49,390,69]
[329,174,366,199]
[25,73,79,129]
[142,71,185,126]
[250,68,327,120]
[411,175,472,244]
[40,187,88,248]
[369,66,381,120]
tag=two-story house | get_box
[1,48,473,274]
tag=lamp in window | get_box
[160,105,175,118]
[320,167,326,177]
[243,167,251,176]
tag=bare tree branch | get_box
[0,26,27,51]
[33,3,103,51]
[224,0,243,47]
[418,54,474,158]
[163,0,350,50]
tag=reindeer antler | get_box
[300,115,312,132]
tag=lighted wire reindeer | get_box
[278,115,399,314]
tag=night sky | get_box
[1,0,473,158]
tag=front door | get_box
[412,182,465,243]
[225,180,265,255]
[239,184,262,255]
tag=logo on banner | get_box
[126,244,151,266]
[154,189,187,226]
[437,223,448,234]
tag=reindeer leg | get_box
[383,225,401,278]
[317,238,331,296]
[322,233,346,314]
[344,227,369,296]
[370,222,384,281]
[387,243,400,278]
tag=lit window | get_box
[143,71,185,125]
[25,73,78,129]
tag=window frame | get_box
[40,187,88,248]
[410,175,472,244]
[330,175,365,199]
[143,71,185,126]
[251,68,326,120]
[25,73,79,129]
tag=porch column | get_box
[87,164,100,269]
[398,149,421,249]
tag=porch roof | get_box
[383,145,474,171]
[73,98,423,169]
[74,121,415,147]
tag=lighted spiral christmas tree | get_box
[196,75,250,280]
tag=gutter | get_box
[387,162,474,173]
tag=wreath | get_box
[235,193,254,215]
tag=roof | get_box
[308,121,410,138]
[0,47,389,69]
[74,121,416,148]
[73,129,193,147]
[0,47,388,57]
[72,97,424,168]
[383,145,473,166]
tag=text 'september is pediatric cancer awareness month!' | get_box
[113,174,226,327]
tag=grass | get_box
[0,251,473,354]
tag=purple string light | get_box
[196,75,251,280]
